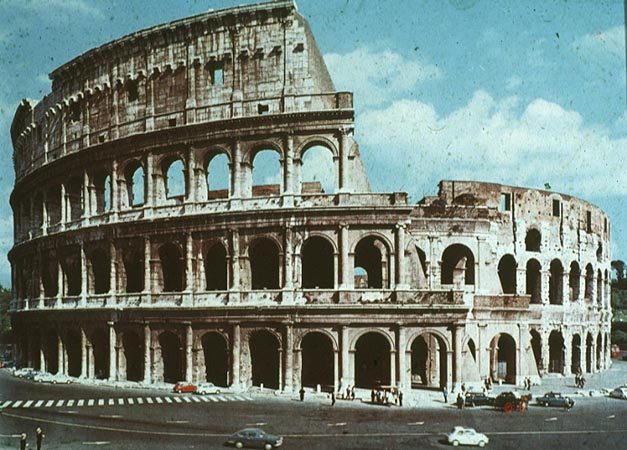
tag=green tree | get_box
[612,260,625,286]
[0,286,11,345]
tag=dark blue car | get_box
[226,428,283,449]
[536,392,574,408]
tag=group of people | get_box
[575,371,586,389]
[19,428,44,450]
[370,388,403,406]
[523,376,533,390]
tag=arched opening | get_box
[597,242,603,262]
[596,333,602,370]
[301,145,335,194]
[44,331,59,374]
[205,242,228,290]
[125,162,145,207]
[66,177,83,222]
[89,248,110,294]
[249,330,280,389]
[159,332,183,383]
[164,158,185,199]
[569,262,580,301]
[41,254,58,297]
[586,333,593,373]
[249,238,280,289]
[123,247,144,293]
[66,329,81,377]
[597,270,603,306]
[61,249,81,296]
[159,243,184,292]
[526,259,542,304]
[301,332,334,389]
[206,153,230,199]
[302,236,334,289]
[467,338,477,362]
[123,331,143,382]
[354,236,389,288]
[355,332,391,388]
[252,149,281,197]
[571,334,581,374]
[441,244,475,286]
[354,266,368,288]
[585,264,594,301]
[490,333,516,384]
[549,259,564,305]
[410,333,447,389]
[92,328,109,379]
[525,229,541,252]
[548,330,564,374]
[530,330,542,373]
[201,332,228,387]
[498,254,517,294]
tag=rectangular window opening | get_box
[127,82,139,102]
[586,210,592,233]
[552,199,561,217]
[499,193,511,212]
[168,118,177,127]
[207,61,224,86]
[257,103,269,115]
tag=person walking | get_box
[443,386,448,403]
[299,387,305,401]
[371,389,376,403]
[331,392,336,406]
[350,386,355,400]
[398,390,403,407]
[20,433,28,450]
[35,428,44,450]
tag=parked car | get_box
[173,381,197,393]
[1,360,15,369]
[609,387,627,399]
[226,428,283,449]
[14,367,36,378]
[536,392,574,408]
[33,373,73,384]
[446,426,489,447]
[493,391,530,412]
[465,392,494,407]
[195,382,221,395]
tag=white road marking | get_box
[136,398,144,404]
[154,397,162,404]
[127,398,134,405]
[22,400,33,408]
[164,397,173,403]
[1,400,12,408]
[99,415,123,419]
[82,442,110,445]
[166,420,189,424]
[190,396,201,403]
[208,396,219,402]
[87,399,95,406]
[55,400,64,407]
[546,417,558,421]
[117,398,124,405]
[147,397,155,404]
[61,410,78,414]
[77,400,84,407]
[248,422,267,426]
[182,397,192,403]
[12,401,23,408]
[408,421,424,425]
[173,397,183,403]
[234,395,246,401]
[67,400,75,407]
[98,399,105,406]
[34,400,44,408]
[45,400,54,408]
[199,396,210,402]
[327,422,347,427]
[608,415,616,419]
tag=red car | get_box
[173,381,196,393]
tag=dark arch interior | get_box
[62,250,81,296]
[124,248,144,293]
[159,243,184,292]
[301,332,334,389]
[586,334,593,372]
[494,334,516,384]
[441,244,475,285]
[41,255,58,297]
[205,243,228,290]
[525,229,541,252]
[549,260,564,305]
[569,262,580,301]
[526,259,542,304]
[467,338,476,361]
[355,332,390,388]
[123,331,143,382]
[548,330,564,373]
[498,254,517,294]
[302,237,334,289]
[159,332,183,383]
[66,330,82,377]
[90,249,111,294]
[411,334,446,389]
[45,331,59,374]
[354,237,385,288]
[92,328,109,379]
[530,330,542,372]
[585,265,594,301]
[571,334,581,374]
[249,331,280,389]
[202,332,228,387]
[250,239,279,289]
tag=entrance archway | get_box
[249,239,280,289]
[586,333,593,373]
[201,332,228,387]
[530,330,542,373]
[159,332,183,383]
[301,332,334,389]
[123,331,143,382]
[410,333,447,389]
[355,332,390,388]
[66,329,82,377]
[44,331,59,374]
[92,328,109,379]
[354,237,389,288]
[249,330,280,389]
[571,334,581,374]
[548,330,564,373]
[302,237,334,289]
[490,333,516,384]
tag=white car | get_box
[447,426,489,447]
[13,367,36,378]
[196,382,221,395]
[609,387,627,399]
[33,373,73,384]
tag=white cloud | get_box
[357,91,627,200]
[573,26,625,60]
[1,0,104,20]
[324,47,442,107]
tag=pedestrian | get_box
[399,390,403,407]
[299,387,305,401]
[346,385,351,400]
[371,389,376,403]
[331,391,336,406]
[443,386,448,403]
[35,427,44,450]
[456,393,464,409]
[350,385,355,400]
[20,433,28,450]
[461,383,466,394]
[581,376,586,389]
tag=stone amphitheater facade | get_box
[9,0,612,392]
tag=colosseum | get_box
[9,0,612,393]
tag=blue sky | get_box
[0,0,625,288]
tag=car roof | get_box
[236,428,264,433]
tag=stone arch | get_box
[548,330,565,373]
[597,269,603,305]
[41,252,59,297]
[409,331,448,389]
[296,136,339,159]
[60,247,81,296]
[530,329,542,373]
[65,329,82,377]
[586,332,593,373]
[569,261,581,301]
[250,146,282,197]
[65,176,83,222]
[121,243,144,293]
[525,228,541,252]
[295,328,339,352]
[354,235,391,289]
[300,331,335,389]
[498,254,517,294]
[585,264,594,301]
[354,331,391,388]
[44,330,59,374]
[91,327,109,379]
[464,336,477,362]
[549,259,564,305]
[249,330,280,389]
[122,330,143,382]
[124,160,145,207]
[158,242,185,292]
[200,331,229,387]
[300,144,335,194]
[92,169,111,213]
[204,150,230,199]
[248,237,280,289]
[571,334,582,374]
[158,331,183,383]
[302,235,335,289]
[161,156,186,199]
[490,333,516,384]
[596,332,602,370]
[204,241,228,291]
[87,247,110,295]
[441,243,475,286]
[526,259,542,304]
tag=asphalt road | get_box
[1,371,626,450]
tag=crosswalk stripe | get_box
[208,396,219,402]
[155,397,162,404]
[77,400,84,407]
[200,396,210,402]
[128,398,134,405]
[55,400,64,407]
[12,401,23,408]
[173,397,183,403]
[234,395,245,401]
[1,400,12,409]
[87,399,95,406]
[147,397,154,404]
[191,396,201,403]
[22,401,34,408]
[108,399,114,406]
[117,398,124,405]
[45,400,54,408]
[164,397,173,403]
[67,400,75,407]
[216,395,227,402]
[182,397,192,403]
[34,400,44,408]
[98,399,104,406]
[137,398,144,404]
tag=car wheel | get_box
[452,440,459,447]
[542,402,547,407]
[503,402,513,413]
[216,390,221,394]
[264,444,272,450]
[52,380,57,384]
[235,442,243,449]
[176,389,181,393]
[37,380,42,383]
[478,440,487,448]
